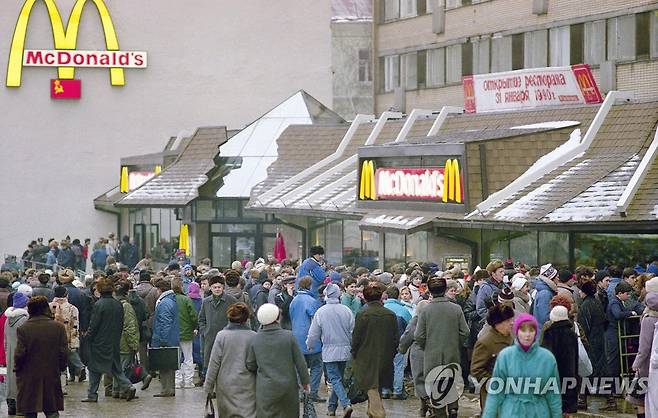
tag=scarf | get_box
[513,290,530,303]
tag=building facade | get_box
[374,0,658,113]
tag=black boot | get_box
[419,397,429,417]
[7,398,16,416]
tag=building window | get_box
[446,44,462,83]
[584,20,606,65]
[417,50,427,88]
[491,36,512,72]
[427,47,445,86]
[384,233,405,270]
[636,12,651,60]
[462,41,473,76]
[608,15,636,61]
[575,233,658,270]
[510,232,538,266]
[473,36,490,75]
[343,220,361,267]
[426,0,433,13]
[400,0,417,18]
[539,232,569,268]
[511,33,525,70]
[384,55,400,92]
[362,230,380,271]
[445,0,461,9]
[402,52,418,90]
[570,23,584,64]
[407,231,428,263]
[651,11,658,59]
[524,30,547,68]
[358,49,372,83]
[549,26,570,66]
[384,0,400,21]
[325,220,343,266]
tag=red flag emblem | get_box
[51,79,81,99]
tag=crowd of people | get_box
[2,238,658,418]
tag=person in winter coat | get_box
[46,241,58,270]
[254,278,272,313]
[352,283,399,418]
[289,276,323,401]
[198,275,237,374]
[533,263,560,328]
[112,280,140,398]
[14,296,68,418]
[595,270,611,312]
[5,292,29,415]
[645,320,658,417]
[187,282,203,370]
[171,277,198,389]
[482,313,562,418]
[32,272,54,302]
[476,260,505,320]
[415,277,470,417]
[57,240,76,270]
[306,283,355,417]
[50,286,84,383]
[224,269,255,330]
[204,302,256,418]
[541,305,579,415]
[246,303,310,418]
[382,285,412,399]
[631,278,658,416]
[118,236,138,270]
[578,280,607,381]
[605,282,639,379]
[296,245,327,298]
[151,279,180,397]
[90,245,108,271]
[81,277,136,402]
[470,304,515,409]
[510,274,531,313]
[0,273,11,312]
[274,276,295,330]
[341,277,363,316]
[399,300,430,416]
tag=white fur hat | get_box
[17,284,33,297]
[511,273,528,291]
[257,303,280,326]
[646,277,658,294]
[549,305,569,322]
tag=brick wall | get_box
[617,61,658,100]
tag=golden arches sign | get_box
[359,160,376,200]
[442,159,462,204]
[7,0,124,87]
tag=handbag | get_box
[574,326,593,377]
[205,393,216,418]
[148,346,180,371]
[302,392,318,418]
[124,354,145,384]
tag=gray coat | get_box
[198,293,237,369]
[204,323,256,418]
[4,307,29,400]
[399,315,426,397]
[246,323,310,418]
[306,298,354,362]
[415,296,469,376]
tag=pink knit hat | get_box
[188,281,202,299]
[513,313,538,336]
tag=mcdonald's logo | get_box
[442,159,462,204]
[6,0,147,88]
[359,160,376,200]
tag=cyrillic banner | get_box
[463,64,603,113]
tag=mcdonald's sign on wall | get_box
[6,0,147,92]
[358,158,464,205]
[462,64,602,113]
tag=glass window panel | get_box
[402,52,418,90]
[510,232,538,266]
[326,221,343,266]
[400,0,417,18]
[491,36,512,72]
[473,36,490,74]
[310,222,326,248]
[195,200,215,221]
[608,15,636,61]
[575,233,658,270]
[384,55,400,92]
[550,26,570,66]
[539,232,569,269]
[358,48,372,82]
[217,200,239,218]
[212,236,232,268]
[585,20,606,65]
[343,220,362,267]
[524,30,548,68]
[235,236,256,262]
[385,0,400,21]
[362,231,380,271]
[482,230,509,263]
[651,11,658,59]
[446,44,462,83]
[406,231,428,264]
[511,33,524,70]
[385,233,405,271]
[210,223,256,233]
[570,23,584,65]
[427,48,445,86]
[636,12,650,59]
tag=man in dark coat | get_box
[14,296,68,418]
[199,275,237,372]
[81,277,136,402]
[351,283,398,418]
[31,272,54,302]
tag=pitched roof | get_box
[116,127,227,207]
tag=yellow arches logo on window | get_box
[359,160,376,200]
[442,159,462,204]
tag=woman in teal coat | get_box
[482,313,562,418]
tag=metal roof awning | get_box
[359,212,435,234]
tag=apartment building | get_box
[373,0,658,113]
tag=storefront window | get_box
[217,200,239,218]
[326,220,342,267]
[361,230,380,271]
[510,232,538,266]
[343,220,361,267]
[385,233,405,271]
[211,223,257,233]
[539,231,569,268]
[482,230,510,263]
[406,231,428,264]
[309,218,326,248]
[575,233,658,269]
[195,200,215,221]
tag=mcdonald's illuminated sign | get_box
[6,0,147,88]
[359,159,463,204]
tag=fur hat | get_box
[323,283,341,300]
[231,261,243,270]
[13,292,28,309]
[511,273,527,291]
[54,286,67,298]
[581,280,597,297]
[257,303,279,326]
[549,305,569,322]
[539,263,558,281]
[58,269,75,284]
[646,277,658,294]
[486,303,515,327]
[17,284,33,297]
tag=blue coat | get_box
[151,290,180,348]
[90,247,107,269]
[383,299,412,323]
[532,279,557,328]
[475,279,501,320]
[606,277,622,301]
[482,341,562,418]
[296,258,325,298]
[289,290,321,355]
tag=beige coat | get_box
[49,297,80,349]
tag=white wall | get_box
[0,0,333,257]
